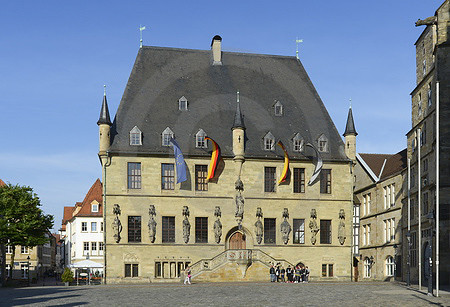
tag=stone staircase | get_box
[189,249,293,282]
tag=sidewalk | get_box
[398,281,450,298]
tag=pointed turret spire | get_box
[232,91,245,130]
[343,106,357,136]
[97,85,112,126]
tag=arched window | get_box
[263,132,275,151]
[385,256,395,277]
[364,257,371,278]
[274,101,283,116]
[196,129,207,148]
[130,126,142,145]
[317,134,328,152]
[161,127,174,146]
[178,96,188,111]
[292,133,304,152]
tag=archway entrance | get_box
[229,232,246,249]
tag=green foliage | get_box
[61,268,74,283]
[0,183,54,247]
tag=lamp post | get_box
[427,210,435,296]
[406,231,411,286]
[26,256,30,287]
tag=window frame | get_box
[91,203,99,212]
[91,222,97,232]
[293,219,305,244]
[178,96,188,111]
[129,126,142,146]
[162,216,176,243]
[195,217,208,243]
[81,222,87,232]
[320,169,332,194]
[320,219,332,244]
[195,164,208,191]
[293,168,305,193]
[161,163,175,190]
[161,127,174,147]
[125,263,139,278]
[127,162,142,189]
[264,218,276,244]
[195,129,207,148]
[128,216,142,243]
[264,167,276,193]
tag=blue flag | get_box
[169,138,187,183]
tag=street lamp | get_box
[406,231,411,286]
[426,210,435,296]
[26,256,30,287]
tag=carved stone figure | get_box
[235,178,245,228]
[415,16,437,27]
[112,204,122,243]
[148,205,157,243]
[338,209,346,245]
[182,206,190,244]
[214,206,222,243]
[309,209,319,245]
[255,207,263,244]
[280,208,291,244]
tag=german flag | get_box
[277,140,289,184]
[205,136,221,181]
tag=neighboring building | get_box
[353,150,407,281]
[52,234,63,275]
[98,35,354,284]
[405,0,450,286]
[60,179,104,274]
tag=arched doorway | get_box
[229,232,246,249]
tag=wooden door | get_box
[229,232,246,249]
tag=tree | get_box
[0,184,53,285]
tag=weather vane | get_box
[237,90,240,103]
[295,37,303,59]
[104,84,106,96]
[139,25,146,48]
[349,98,352,109]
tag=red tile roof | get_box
[359,153,393,178]
[359,149,407,180]
[0,179,5,186]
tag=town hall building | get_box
[97,36,355,283]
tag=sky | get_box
[0,1,440,231]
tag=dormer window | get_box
[130,126,142,145]
[91,202,99,213]
[196,129,207,148]
[179,96,188,111]
[162,127,174,146]
[292,133,304,152]
[317,134,328,152]
[264,132,275,151]
[274,101,283,116]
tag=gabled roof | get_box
[108,41,348,162]
[74,179,103,217]
[357,149,407,182]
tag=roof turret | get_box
[97,87,112,126]
[343,106,357,136]
[232,92,245,130]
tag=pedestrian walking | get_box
[269,265,276,282]
[280,266,285,283]
[184,266,191,285]
[305,266,310,283]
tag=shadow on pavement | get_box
[1,286,87,306]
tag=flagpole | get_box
[435,81,440,297]
[407,158,411,286]
[418,128,422,290]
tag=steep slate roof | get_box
[97,94,112,126]
[343,107,357,136]
[109,42,348,162]
[358,149,407,181]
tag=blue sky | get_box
[0,1,438,231]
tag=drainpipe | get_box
[102,151,111,284]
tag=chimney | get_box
[211,35,222,65]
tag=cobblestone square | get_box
[1,282,449,306]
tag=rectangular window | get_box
[91,204,99,212]
[91,222,97,232]
[391,184,395,206]
[322,264,327,277]
[322,264,333,277]
[125,264,139,277]
[418,93,422,116]
[423,192,429,214]
[161,163,175,190]
[411,232,417,267]
[91,242,97,255]
[195,217,208,243]
[127,162,142,189]
[81,222,87,232]
[320,169,331,194]
[162,216,175,243]
[99,242,104,255]
[101,222,104,232]
[293,219,305,244]
[328,264,334,277]
[83,242,89,256]
[21,246,29,254]
[264,167,276,193]
[427,82,432,107]
[293,168,305,193]
[155,262,162,277]
[6,245,12,254]
[195,165,208,191]
[21,264,28,279]
[362,225,366,246]
[128,216,142,243]
[264,218,276,244]
[320,220,331,244]
[367,224,371,245]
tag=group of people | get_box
[269,263,310,283]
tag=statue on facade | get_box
[112,204,122,243]
[280,208,291,244]
[255,207,263,244]
[182,206,190,244]
[148,205,157,243]
[213,206,222,243]
[309,209,319,245]
[235,178,245,228]
[338,209,346,245]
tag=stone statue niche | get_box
[308,209,319,245]
[280,208,291,244]
[338,209,346,245]
[112,204,123,243]
[254,207,263,244]
[213,206,223,244]
[148,205,157,243]
[235,178,245,228]
[182,206,190,244]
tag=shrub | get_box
[61,268,74,283]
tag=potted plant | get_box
[61,268,74,286]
